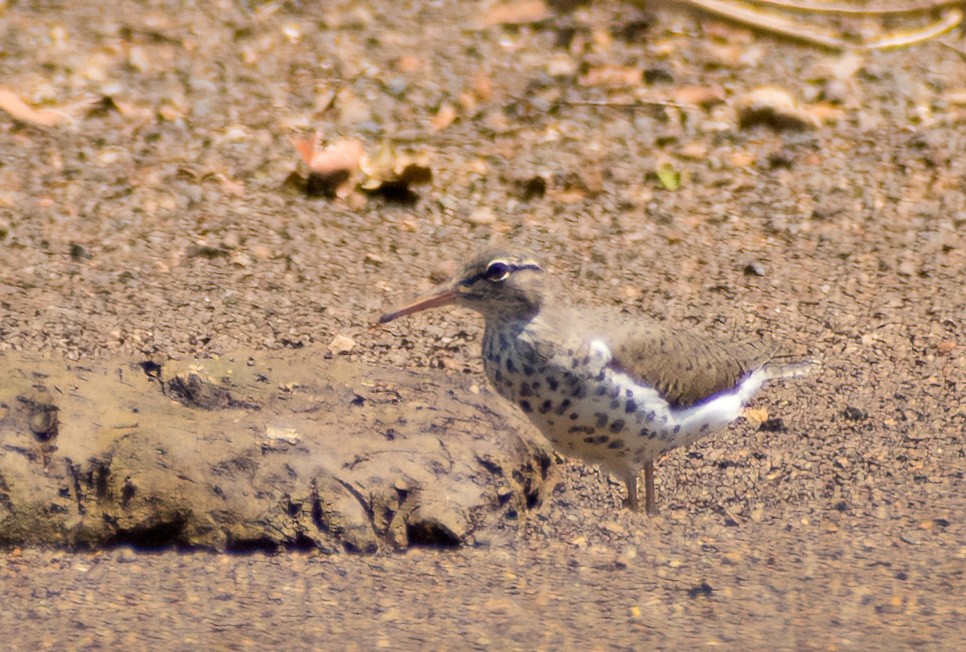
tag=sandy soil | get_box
[0,0,963,648]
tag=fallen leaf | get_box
[0,88,65,127]
[654,163,681,190]
[359,141,432,198]
[294,134,364,175]
[291,133,365,198]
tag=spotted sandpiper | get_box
[380,249,811,514]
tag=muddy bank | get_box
[0,350,550,551]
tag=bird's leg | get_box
[644,461,658,516]
[622,472,640,511]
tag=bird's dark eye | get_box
[484,261,511,282]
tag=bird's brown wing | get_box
[608,325,775,408]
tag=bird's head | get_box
[379,249,548,324]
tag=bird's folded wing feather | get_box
[608,326,775,408]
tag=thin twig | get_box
[663,0,965,51]
[676,0,853,49]
[556,99,692,110]
[862,8,963,50]
[739,0,965,17]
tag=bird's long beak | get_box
[378,283,460,324]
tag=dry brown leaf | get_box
[0,88,64,127]
[360,142,432,196]
[294,134,365,176]
[478,0,550,28]
[291,133,365,198]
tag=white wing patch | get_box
[671,368,768,434]
[588,338,612,368]
[607,366,772,448]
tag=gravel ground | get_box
[0,0,963,648]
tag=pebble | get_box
[328,334,356,355]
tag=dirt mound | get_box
[0,350,551,552]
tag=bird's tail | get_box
[760,359,818,382]
[735,359,816,404]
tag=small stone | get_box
[602,520,625,535]
[264,425,301,445]
[758,418,786,433]
[821,79,850,104]
[407,498,467,546]
[743,261,766,277]
[900,531,922,545]
[843,406,868,421]
[463,207,497,225]
[328,334,356,355]
[687,581,714,599]
[113,546,139,563]
[735,86,820,131]
[896,260,917,277]
[936,340,957,355]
